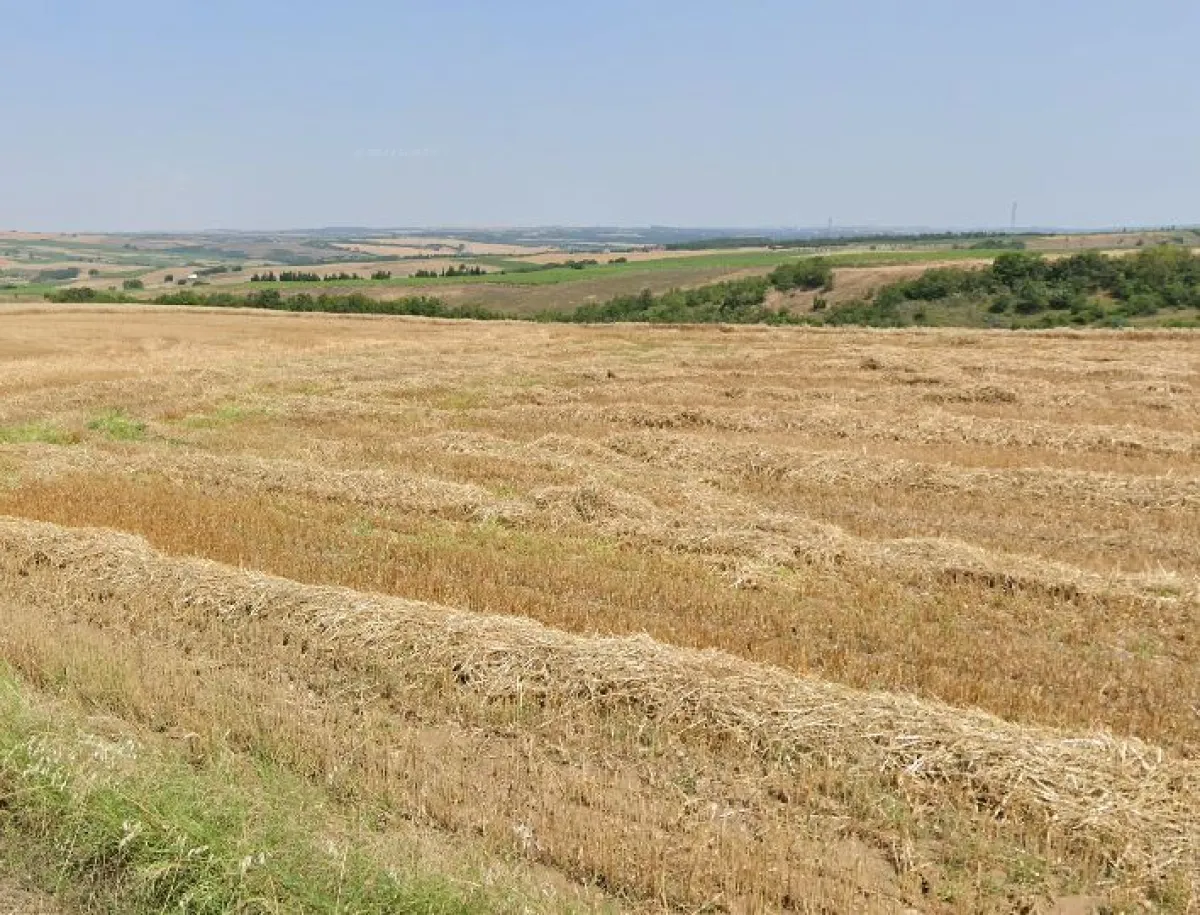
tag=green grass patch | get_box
[0,670,497,915]
[0,421,75,445]
[86,410,147,441]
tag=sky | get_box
[2,0,1198,232]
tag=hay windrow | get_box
[9,442,1195,608]
[0,517,1196,896]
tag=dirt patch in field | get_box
[0,882,61,915]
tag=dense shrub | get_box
[44,287,127,303]
[768,258,834,292]
[814,246,1200,326]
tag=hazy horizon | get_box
[4,0,1198,232]
[8,222,1193,238]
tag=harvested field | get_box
[0,306,1196,911]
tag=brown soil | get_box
[0,882,60,915]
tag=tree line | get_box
[152,288,502,319]
[412,265,488,278]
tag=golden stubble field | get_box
[0,306,1197,913]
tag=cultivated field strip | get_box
[1,518,1196,912]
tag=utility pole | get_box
[1011,202,1018,231]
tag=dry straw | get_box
[1,516,1195,896]
[10,441,1197,607]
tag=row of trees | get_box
[45,287,127,303]
[413,265,488,278]
[152,288,501,319]
[252,271,322,282]
[249,271,395,282]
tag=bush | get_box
[44,287,126,304]
[1120,293,1161,317]
[122,278,145,291]
[768,259,834,292]
[991,252,1049,286]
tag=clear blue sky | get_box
[2,0,1198,231]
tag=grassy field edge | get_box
[0,666,549,915]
